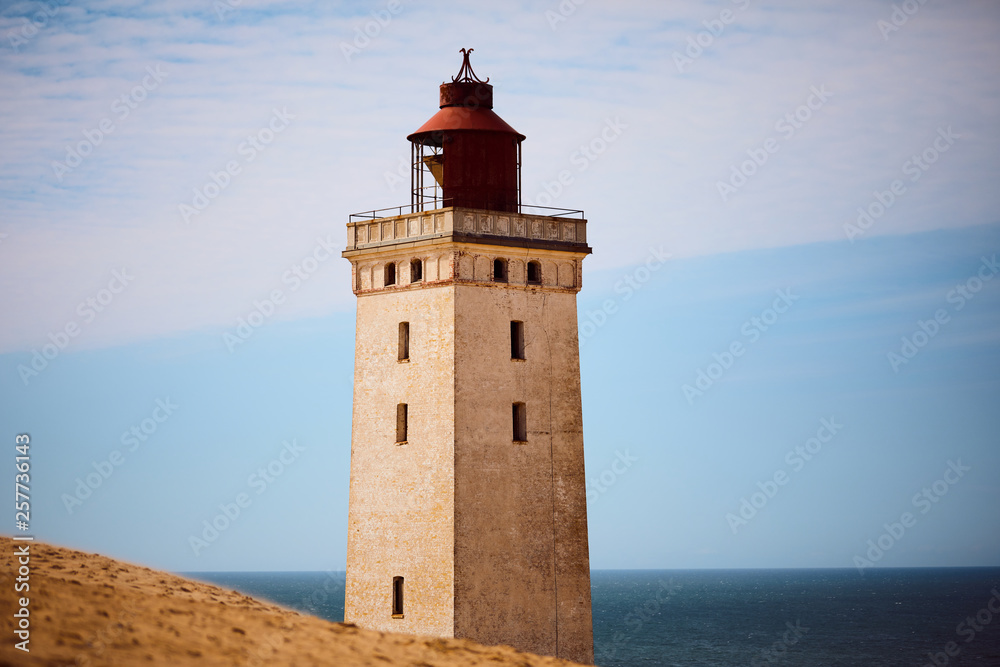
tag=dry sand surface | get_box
[1,537,590,667]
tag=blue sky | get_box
[1,0,998,572]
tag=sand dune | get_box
[1,537,589,666]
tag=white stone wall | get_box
[344,286,457,637]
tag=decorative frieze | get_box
[346,207,587,251]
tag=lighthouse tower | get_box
[342,49,593,664]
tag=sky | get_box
[1,0,998,573]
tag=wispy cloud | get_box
[1,0,998,353]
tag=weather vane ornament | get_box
[452,47,489,84]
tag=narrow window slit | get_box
[513,402,527,442]
[398,322,409,361]
[392,576,404,617]
[511,321,525,360]
[396,403,408,443]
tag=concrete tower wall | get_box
[343,210,593,664]
[453,283,593,663]
[344,285,457,637]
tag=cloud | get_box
[1,0,998,353]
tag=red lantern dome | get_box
[407,49,524,213]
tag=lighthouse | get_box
[342,49,594,664]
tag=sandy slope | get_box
[1,537,589,667]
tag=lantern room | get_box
[407,48,524,214]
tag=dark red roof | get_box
[408,106,525,143]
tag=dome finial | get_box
[452,48,489,84]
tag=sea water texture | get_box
[190,568,1000,666]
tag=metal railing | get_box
[348,202,584,223]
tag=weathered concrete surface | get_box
[344,212,593,665]
[344,285,457,638]
[453,284,593,665]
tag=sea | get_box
[187,568,1000,666]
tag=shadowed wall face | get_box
[452,284,593,662]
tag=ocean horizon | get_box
[186,567,1000,666]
